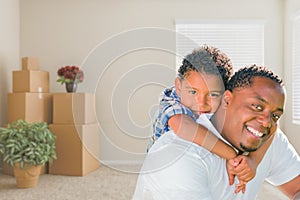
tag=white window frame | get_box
[292,15,300,124]
[175,20,265,72]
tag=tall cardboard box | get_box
[7,93,53,123]
[0,154,2,171]
[13,70,49,93]
[4,59,51,176]
[53,93,96,124]
[49,123,100,176]
[22,57,40,70]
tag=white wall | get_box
[20,0,285,166]
[0,0,19,125]
[284,0,300,153]
[0,0,19,166]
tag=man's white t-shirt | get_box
[133,114,300,200]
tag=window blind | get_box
[175,20,264,71]
[292,16,300,123]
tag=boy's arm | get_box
[168,114,237,160]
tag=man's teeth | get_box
[247,127,264,137]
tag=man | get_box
[133,65,300,200]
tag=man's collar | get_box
[238,151,250,156]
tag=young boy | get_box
[150,45,272,193]
[151,45,235,158]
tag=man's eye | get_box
[272,113,281,121]
[253,104,263,111]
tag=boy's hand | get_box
[226,157,247,194]
[233,155,256,182]
[226,156,245,185]
[226,158,236,186]
[235,181,246,194]
[226,155,257,194]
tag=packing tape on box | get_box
[38,87,42,93]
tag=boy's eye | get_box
[209,93,221,98]
[189,90,197,95]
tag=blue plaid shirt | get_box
[149,86,197,148]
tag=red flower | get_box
[64,71,75,80]
[56,65,84,84]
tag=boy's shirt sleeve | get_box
[152,87,197,141]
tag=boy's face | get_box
[175,71,225,117]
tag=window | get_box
[176,20,264,71]
[292,15,300,123]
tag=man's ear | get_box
[175,77,181,97]
[222,90,233,108]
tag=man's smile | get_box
[246,126,266,138]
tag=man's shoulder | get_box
[272,128,290,144]
[266,127,299,161]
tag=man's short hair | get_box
[227,64,283,92]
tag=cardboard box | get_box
[13,70,49,93]
[49,123,100,176]
[22,57,40,70]
[1,162,48,176]
[0,153,2,171]
[53,93,96,124]
[7,93,53,123]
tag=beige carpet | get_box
[0,165,288,200]
[0,165,138,200]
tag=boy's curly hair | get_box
[178,45,233,88]
[227,64,283,91]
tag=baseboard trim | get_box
[100,160,144,166]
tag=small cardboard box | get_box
[13,70,49,93]
[53,93,96,124]
[7,93,53,123]
[22,57,40,70]
[49,123,100,176]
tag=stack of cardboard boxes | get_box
[3,57,52,175]
[1,58,99,176]
[49,93,100,176]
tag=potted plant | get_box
[0,120,57,188]
[57,65,84,93]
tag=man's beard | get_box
[240,143,259,153]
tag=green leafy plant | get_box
[0,120,57,169]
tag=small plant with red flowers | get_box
[57,65,84,84]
